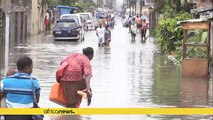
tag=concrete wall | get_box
[1,0,45,36]
[0,9,5,68]
[0,0,11,11]
[211,22,213,67]
[8,12,28,47]
[31,0,39,35]
[31,0,46,35]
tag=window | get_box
[56,21,77,28]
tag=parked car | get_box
[60,14,85,41]
[97,11,108,19]
[77,13,94,31]
[53,19,83,41]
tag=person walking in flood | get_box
[59,47,94,108]
[104,25,111,47]
[44,12,49,34]
[141,19,148,42]
[96,24,105,47]
[0,56,40,120]
[135,15,142,33]
[130,17,137,40]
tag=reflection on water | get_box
[47,115,84,120]
[180,78,208,107]
[45,115,213,120]
[152,54,181,107]
[46,115,155,120]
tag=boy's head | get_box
[17,56,33,74]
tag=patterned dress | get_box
[104,29,111,43]
[60,53,92,108]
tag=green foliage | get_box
[155,0,170,13]
[42,0,58,7]
[188,30,208,44]
[149,30,157,37]
[174,29,208,62]
[161,5,174,18]
[176,0,181,12]
[186,30,208,59]
[156,5,192,53]
[188,47,208,58]
[59,0,79,5]
[43,0,96,12]
[75,2,96,12]
[182,0,191,13]
[174,47,183,63]
[155,0,190,14]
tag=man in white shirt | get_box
[96,24,105,47]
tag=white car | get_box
[77,13,94,31]
[60,14,85,41]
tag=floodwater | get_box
[0,17,212,120]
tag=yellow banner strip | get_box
[0,108,213,115]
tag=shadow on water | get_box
[180,78,209,108]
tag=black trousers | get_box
[141,29,147,38]
[4,115,33,120]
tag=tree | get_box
[176,0,181,12]
[156,5,192,53]
[182,0,191,13]
[42,0,58,7]
[59,0,79,5]
[155,0,190,14]
[155,0,169,13]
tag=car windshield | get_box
[61,16,78,21]
[55,21,78,28]
[80,14,90,20]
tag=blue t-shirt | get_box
[0,73,40,108]
[141,15,147,20]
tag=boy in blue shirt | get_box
[0,56,40,120]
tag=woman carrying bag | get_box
[58,47,94,108]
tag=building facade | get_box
[0,0,46,69]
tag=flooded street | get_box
[1,17,213,120]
